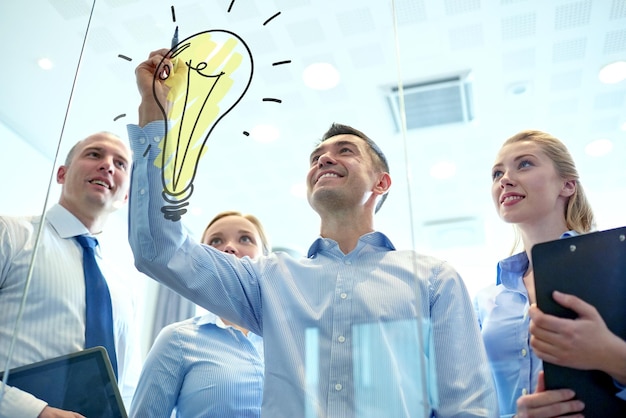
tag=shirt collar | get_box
[306,231,396,258]
[46,203,90,239]
[197,312,219,326]
[47,204,104,258]
[496,230,579,287]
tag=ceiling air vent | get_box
[386,72,474,131]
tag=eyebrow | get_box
[206,229,256,238]
[492,153,536,170]
[83,146,130,164]
[310,140,359,161]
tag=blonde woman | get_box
[130,211,269,418]
[475,130,626,417]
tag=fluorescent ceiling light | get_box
[302,63,340,90]
[190,206,203,216]
[585,139,613,157]
[250,124,280,143]
[37,57,54,70]
[598,61,626,84]
[290,182,307,198]
[429,161,457,179]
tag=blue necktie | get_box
[75,235,118,379]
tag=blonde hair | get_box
[201,210,271,256]
[501,130,595,252]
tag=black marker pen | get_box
[171,26,179,49]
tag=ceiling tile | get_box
[501,13,537,40]
[444,0,481,16]
[449,24,484,50]
[336,8,376,36]
[552,38,587,62]
[554,0,592,30]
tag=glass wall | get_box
[1,0,625,416]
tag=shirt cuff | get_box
[0,385,48,418]
[615,380,626,400]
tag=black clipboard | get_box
[532,226,626,417]
[0,347,128,418]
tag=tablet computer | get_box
[0,346,127,418]
[532,226,626,416]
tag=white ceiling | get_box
[2,0,626,288]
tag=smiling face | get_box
[306,134,390,216]
[201,215,263,259]
[57,132,131,220]
[491,140,575,228]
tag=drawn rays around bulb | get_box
[113,2,290,218]
[154,30,254,221]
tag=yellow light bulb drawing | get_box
[154,30,254,221]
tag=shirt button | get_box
[344,260,351,265]
[338,336,345,343]
[522,388,528,395]
[139,137,146,144]
[140,189,146,195]
[153,136,160,143]
[340,293,347,299]
[521,349,527,357]
[335,383,342,391]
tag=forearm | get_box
[138,101,165,128]
[127,122,201,296]
[126,123,257,324]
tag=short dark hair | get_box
[320,123,390,213]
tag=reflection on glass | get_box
[353,319,431,417]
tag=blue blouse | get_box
[474,251,538,417]
[474,232,582,417]
[129,313,264,418]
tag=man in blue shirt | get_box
[127,48,498,417]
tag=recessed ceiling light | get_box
[302,63,340,90]
[585,139,613,157]
[37,57,54,70]
[250,124,280,143]
[190,206,203,216]
[429,161,457,179]
[290,183,307,199]
[598,61,626,84]
[507,81,531,96]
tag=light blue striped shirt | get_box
[0,204,141,418]
[128,122,498,418]
[130,313,264,418]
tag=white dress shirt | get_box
[0,204,141,418]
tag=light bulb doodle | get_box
[153,30,254,221]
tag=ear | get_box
[373,172,392,196]
[560,179,576,197]
[56,166,67,185]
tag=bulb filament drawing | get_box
[153,30,254,221]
